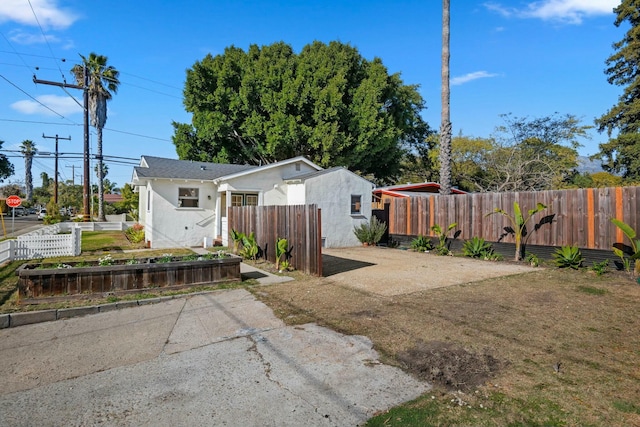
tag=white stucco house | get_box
[131,155,374,249]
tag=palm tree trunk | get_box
[439,0,452,195]
[25,156,33,201]
[97,127,106,221]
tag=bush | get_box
[353,217,387,246]
[125,223,145,243]
[553,245,584,269]
[411,235,434,252]
[462,237,493,258]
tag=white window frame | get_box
[351,194,362,215]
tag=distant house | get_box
[372,182,467,209]
[103,193,123,204]
[131,156,374,249]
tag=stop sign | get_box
[6,195,21,208]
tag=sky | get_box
[0,0,626,190]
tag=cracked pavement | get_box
[0,289,429,426]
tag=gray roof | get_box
[134,156,256,181]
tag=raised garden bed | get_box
[17,253,241,303]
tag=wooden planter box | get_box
[17,255,241,303]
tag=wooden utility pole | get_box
[42,134,71,204]
[33,66,91,221]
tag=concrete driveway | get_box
[0,289,428,426]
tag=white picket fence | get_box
[0,222,135,263]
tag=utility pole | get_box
[42,134,71,204]
[33,66,91,221]
[65,165,80,185]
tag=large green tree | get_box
[0,140,14,182]
[426,114,588,192]
[595,0,640,180]
[19,140,36,201]
[72,53,120,221]
[173,41,431,183]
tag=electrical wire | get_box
[27,0,67,82]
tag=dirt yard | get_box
[253,246,640,426]
[322,246,534,296]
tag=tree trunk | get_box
[97,127,106,222]
[439,0,452,195]
[25,156,33,201]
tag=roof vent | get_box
[200,165,206,171]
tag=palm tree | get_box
[72,53,120,221]
[20,140,37,201]
[439,0,452,195]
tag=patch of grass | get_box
[576,285,607,295]
[255,266,640,426]
[82,231,145,252]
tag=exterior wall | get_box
[142,180,217,249]
[303,169,373,248]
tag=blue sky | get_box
[0,0,624,189]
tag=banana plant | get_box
[486,202,547,261]
[230,229,245,255]
[275,237,288,270]
[611,218,640,276]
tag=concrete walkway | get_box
[0,289,429,426]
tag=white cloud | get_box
[451,71,499,86]
[0,0,78,29]
[9,29,60,45]
[485,0,619,24]
[11,94,83,116]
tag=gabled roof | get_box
[283,166,374,187]
[212,156,321,183]
[373,182,467,196]
[132,156,255,182]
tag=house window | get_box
[231,193,259,207]
[351,195,362,215]
[147,189,151,212]
[178,188,199,208]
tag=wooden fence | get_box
[228,204,322,276]
[388,186,640,251]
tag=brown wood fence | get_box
[388,186,640,250]
[228,204,322,276]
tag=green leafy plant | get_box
[240,232,259,260]
[553,245,584,269]
[98,254,114,266]
[430,223,458,256]
[157,253,173,263]
[411,235,434,252]
[611,218,640,276]
[525,253,540,267]
[125,223,145,243]
[590,259,609,276]
[275,237,288,271]
[486,201,547,261]
[230,229,245,255]
[462,237,493,258]
[279,259,291,272]
[353,217,387,246]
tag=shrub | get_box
[590,260,609,276]
[485,201,547,261]
[611,218,639,276]
[525,253,540,267]
[431,223,458,256]
[125,223,145,243]
[240,232,259,260]
[353,217,387,246]
[462,237,493,258]
[553,245,584,269]
[411,235,434,252]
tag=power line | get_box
[27,0,67,81]
[0,73,75,121]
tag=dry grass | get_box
[252,264,640,426]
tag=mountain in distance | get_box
[576,156,605,174]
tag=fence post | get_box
[72,226,82,256]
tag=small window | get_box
[178,188,199,208]
[147,189,151,212]
[351,195,362,215]
[246,194,258,206]
[231,193,259,207]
